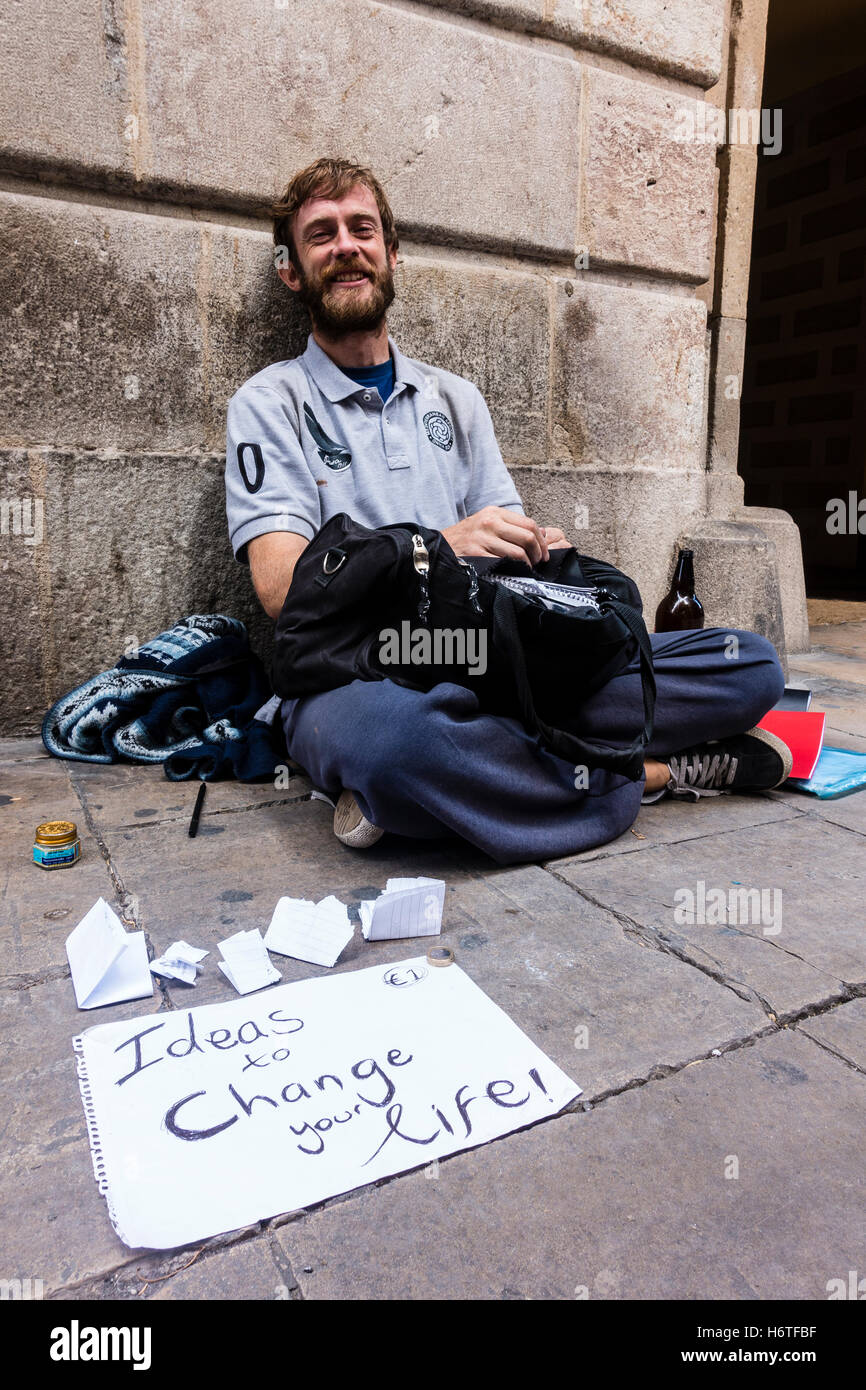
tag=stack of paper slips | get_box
[264,895,354,968]
[150,941,209,985]
[359,877,445,941]
[217,929,281,995]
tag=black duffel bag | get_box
[272,512,656,780]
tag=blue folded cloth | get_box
[41,615,283,782]
[789,745,866,799]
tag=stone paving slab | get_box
[55,1236,290,1302]
[97,795,484,1006]
[68,760,312,835]
[554,816,865,1012]
[423,864,768,1096]
[92,794,770,1096]
[0,1051,148,1291]
[1,761,121,982]
[780,791,866,839]
[786,667,866,742]
[0,737,46,761]
[550,792,804,866]
[275,1030,866,1300]
[796,998,866,1073]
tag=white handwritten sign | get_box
[73,957,581,1249]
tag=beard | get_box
[295,257,396,335]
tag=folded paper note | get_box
[264,895,354,968]
[65,898,153,1010]
[150,941,209,986]
[73,955,581,1248]
[218,929,281,995]
[359,877,445,941]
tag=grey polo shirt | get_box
[225,333,524,562]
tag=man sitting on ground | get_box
[224,157,789,863]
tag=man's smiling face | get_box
[280,183,397,334]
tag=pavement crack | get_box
[544,867,773,1013]
[794,1025,866,1078]
[0,963,71,993]
[68,769,134,915]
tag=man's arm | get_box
[247,532,309,621]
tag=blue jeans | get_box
[281,628,785,864]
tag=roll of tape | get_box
[426,946,454,968]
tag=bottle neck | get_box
[672,549,695,594]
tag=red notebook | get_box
[757,709,826,780]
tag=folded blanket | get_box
[41,615,283,781]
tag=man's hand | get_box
[442,507,571,566]
[540,526,571,550]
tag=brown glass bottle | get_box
[654,548,705,632]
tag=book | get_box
[756,709,826,781]
[772,685,812,712]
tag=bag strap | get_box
[490,586,657,780]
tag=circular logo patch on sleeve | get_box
[423,410,454,451]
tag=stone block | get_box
[0,190,549,463]
[137,0,581,256]
[714,144,759,320]
[580,70,717,281]
[70,760,311,838]
[551,278,707,471]
[408,0,726,87]
[740,507,810,656]
[0,760,123,982]
[0,449,271,721]
[278,1031,866,1299]
[552,791,803,865]
[0,191,205,452]
[707,315,748,480]
[727,0,771,113]
[562,815,865,1013]
[0,0,129,181]
[556,0,725,87]
[679,517,787,654]
[0,449,46,733]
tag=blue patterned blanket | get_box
[41,615,283,781]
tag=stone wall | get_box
[0,0,805,732]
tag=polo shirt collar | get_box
[301,332,424,402]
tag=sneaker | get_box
[664,727,793,801]
[333,790,384,848]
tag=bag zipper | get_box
[411,534,430,575]
[411,533,431,623]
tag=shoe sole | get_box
[744,725,794,787]
[333,790,385,849]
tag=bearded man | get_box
[224,157,788,862]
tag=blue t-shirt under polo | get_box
[341,356,395,402]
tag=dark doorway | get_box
[738,1,866,599]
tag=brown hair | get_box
[271,158,399,266]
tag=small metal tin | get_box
[33,820,81,870]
